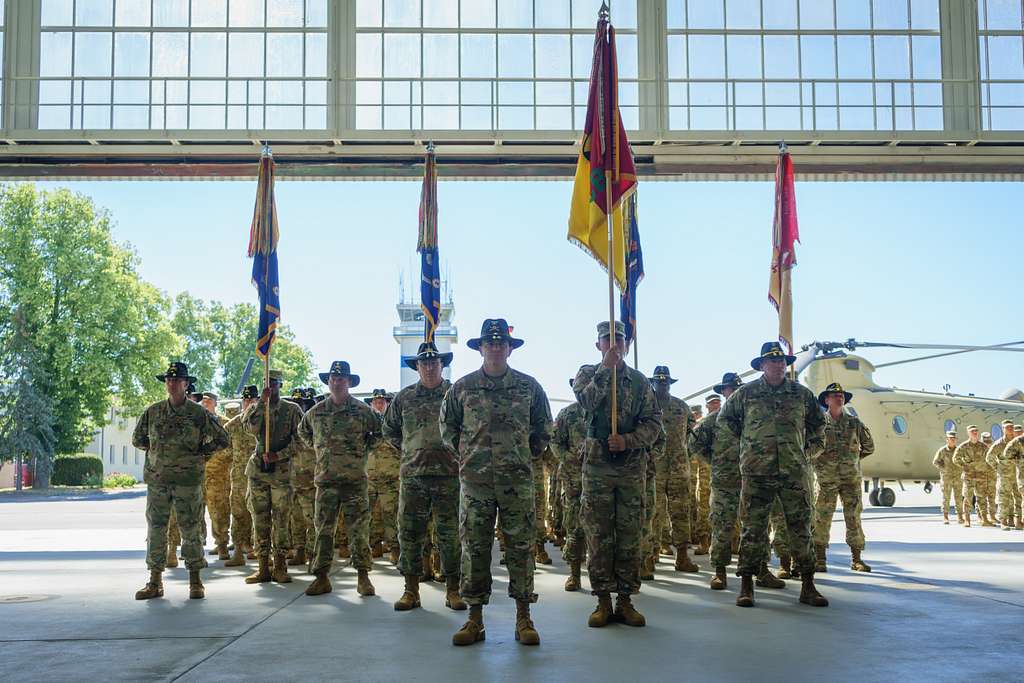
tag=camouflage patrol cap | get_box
[705,393,722,405]
[1014,425,1023,432]
[267,369,284,384]
[202,391,218,402]
[597,320,626,339]
[967,424,979,431]
[982,432,992,441]
[1002,419,1014,427]
[945,430,957,438]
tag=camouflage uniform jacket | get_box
[552,402,588,477]
[297,394,381,486]
[932,444,961,477]
[381,380,457,478]
[655,394,691,470]
[716,376,825,479]
[242,397,305,477]
[1005,434,1024,462]
[223,411,255,465]
[366,411,401,480]
[286,401,316,489]
[811,410,874,485]
[132,398,230,486]
[572,362,663,458]
[439,368,552,485]
[693,409,741,490]
[952,441,990,478]
[985,438,1015,476]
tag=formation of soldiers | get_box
[133,319,891,644]
[933,421,1024,529]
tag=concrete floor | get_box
[1,487,1022,683]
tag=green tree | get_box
[0,184,182,459]
[169,292,218,391]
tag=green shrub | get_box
[83,472,103,488]
[51,455,104,486]
[103,472,137,488]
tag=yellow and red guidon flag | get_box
[769,149,800,355]
[247,150,280,360]
[567,9,637,291]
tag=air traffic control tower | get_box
[393,281,457,389]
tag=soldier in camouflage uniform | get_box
[242,369,304,584]
[552,383,588,591]
[441,319,551,647]
[953,426,994,527]
[932,430,962,524]
[533,446,558,565]
[717,342,828,608]
[574,321,663,629]
[648,366,698,575]
[691,451,712,555]
[223,386,259,566]
[133,362,229,600]
[981,432,999,523]
[1005,426,1024,529]
[548,449,564,547]
[811,383,875,573]
[299,361,380,597]
[200,392,232,560]
[383,342,466,612]
[985,420,1019,529]
[287,388,317,569]
[365,388,401,562]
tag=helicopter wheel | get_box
[879,487,896,507]
[924,481,933,494]
[868,489,880,507]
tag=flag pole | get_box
[262,141,272,458]
[778,139,798,383]
[601,2,617,435]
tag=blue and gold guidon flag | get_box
[247,151,280,360]
[418,147,441,343]
[620,193,643,345]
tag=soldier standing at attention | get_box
[287,388,317,570]
[441,319,551,647]
[1005,425,1024,530]
[985,420,1018,530]
[300,361,380,597]
[954,426,992,527]
[133,362,229,600]
[223,386,259,566]
[717,342,828,609]
[199,392,232,561]
[932,430,962,524]
[574,321,663,628]
[365,389,401,563]
[648,366,698,575]
[242,369,303,584]
[383,342,466,612]
[811,383,875,573]
[552,380,588,591]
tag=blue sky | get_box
[32,177,1024,404]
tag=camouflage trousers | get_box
[230,456,253,549]
[996,468,1021,520]
[691,458,711,544]
[146,484,205,572]
[561,475,585,563]
[313,480,371,573]
[533,461,548,545]
[709,483,742,568]
[962,475,993,518]
[549,467,563,537]
[640,459,657,560]
[247,472,292,559]
[653,461,691,548]
[582,451,646,596]
[369,475,399,547]
[204,452,232,547]
[983,476,998,518]
[813,479,865,550]
[738,474,814,577]
[290,485,315,554]
[335,512,348,548]
[397,475,460,578]
[938,472,959,516]
[167,502,208,549]
[459,478,536,605]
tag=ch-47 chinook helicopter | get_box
[686,339,1024,508]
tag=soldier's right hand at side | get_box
[602,347,622,369]
[262,451,279,464]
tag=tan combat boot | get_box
[614,594,646,627]
[515,600,540,645]
[777,554,793,579]
[710,565,727,590]
[445,575,467,611]
[215,543,229,560]
[660,543,674,556]
[815,545,828,573]
[287,547,307,566]
[166,545,178,568]
[799,574,829,607]
[694,537,709,556]
[134,570,164,600]
[962,501,972,527]
[588,593,614,627]
[431,549,444,581]
[224,544,246,567]
[305,569,332,596]
[1016,517,1023,531]
[850,548,871,572]
[942,510,950,525]
[337,545,351,560]
[389,545,400,565]
[245,556,272,584]
[393,574,420,610]
[371,541,383,558]
[189,570,205,599]
[452,604,485,646]
[756,562,785,589]
[271,553,292,583]
[674,544,699,573]
[735,574,754,607]
[356,569,375,596]
[981,513,996,527]
[640,554,655,581]
[565,560,582,592]
[534,543,552,565]
[245,545,257,560]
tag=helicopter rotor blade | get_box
[874,340,1024,368]
[850,340,1024,353]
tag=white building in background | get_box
[83,406,144,481]
[393,280,457,389]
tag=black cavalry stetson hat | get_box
[404,341,454,369]
[713,372,744,394]
[649,366,678,384]
[241,385,260,399]
[364,388,392,405]
[467,318,524,351]
[817,382,853,407]
[750,341,797,371]
[318,360,361,387]
[157,361,197,384]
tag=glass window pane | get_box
[836,0,871,29]
[499,35,533,78]
[536,0,570,28]
[153,32,189,77]
[40,32,73,77]
[873,0,909,29]
[267,33,304,76]
[500,0,533,28]
[230,33,265,77]
[987,36,1024,79]
[800,35,836,79]
[424,34,459,77]
[356,33,382,78]
[306,33,327,77]
[231,0,266,26]
[116,0,152,25]
[461,34,496,78]
[384,0,419,27]
[727,35,762,79]
[910,0,940,30]
[667,35,687,79]
[799,1,833,28]
[689,0,724,28]
[982,0,1023,29]
[837,35,871,79]
[192,0,227,26]
[268,0,304,27]
[536,35,571,78]
[306,0,328,27]
[76,0,113,26]
[874,35,911,80]
[153,0,189,26]
[357,0,383,26]
[75,33,113,77]
[912,36,941,80]
[41,0,74,26]
[462,1,496,27]
[689,35,724,78]
[424,0,458,26]
[764,35,798,79]
[763,0,796,29]
[726,0,761,29]
[191,33,227,77]
[617,34,637,79]
[115,33,151,77]
[384,33,421,78]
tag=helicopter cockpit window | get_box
[846,406,858,417]
[991,424,1003,440]
[944,419,956,434]
[892,415,908,435]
